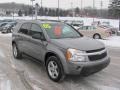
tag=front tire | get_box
[12,43,22,59]
[46,56,65,82]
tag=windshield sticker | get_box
[54,26,62,36]
[42,23,51,29]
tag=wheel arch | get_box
[45,51,60,66]
[93,33,101,39]
[44,51,67,74]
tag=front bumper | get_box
[66,57,110,75]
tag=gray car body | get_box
[12,20,110,75]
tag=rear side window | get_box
[82,26,87,30]
[19,23,31,35]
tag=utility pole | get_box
[101,0,103,18]
[41,0,42,7]
[31,0,35,20]
[13,11,14,20]
[119,16,120,31]
[41,0,43,16]
[71,2,74,17]
[93,0,95,22]
[12,3,15,20]
[81,0,83,17]
[35,3,39,20]
[118,2,120,31]
[116,1,120,31]
[118,9,120,31]
[58,0,60,20]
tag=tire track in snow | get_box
[0,49,5,58]
[0,80,11,90]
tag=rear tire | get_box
[46,56,65,82]
[12,43,22,59]
[93,34,101,39]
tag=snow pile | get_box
[0,33,12,37]
[99,36,120,48]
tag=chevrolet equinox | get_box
[12,20,110,82]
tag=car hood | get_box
[51,37,105,51]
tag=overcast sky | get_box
[0,0,110,9]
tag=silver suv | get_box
[12,20,110,82]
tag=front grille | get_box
[88,52,107,61]
[86,48,105,53]
[86,48,107,61]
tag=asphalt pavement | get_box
[0,34,120,90]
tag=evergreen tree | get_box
[18,10,22,16]
[6,11,11,16]
[28,7,33,15]
[24,10,28,16]
[75,7,80,15]
[109,0,120,19]
[38,7,43,16]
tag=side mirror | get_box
[32,33,46,41]
[32,33,41,39]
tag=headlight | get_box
[66,48,86,62]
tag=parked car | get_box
[78,26,112,39]
[12,20,110,82]
[72,20,84,27]
[0,20,2,23]
[1,22,17,33]
[91,21,101,27]
[65,20,84,29]
[64,20,73,25]
[101,21,110,26]
[1,19,14,22]
[0,22,8,31]
[92,21,117,34]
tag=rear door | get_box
[86,26,97,37]
[18,23,31,53]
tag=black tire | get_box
[12,43,22,59]
[93,34,101,39]
[46,56,65,82]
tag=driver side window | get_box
[30,24,43,36]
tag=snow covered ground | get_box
[0,16,119,28]
[98,36,120,48]
[0,33,12,37]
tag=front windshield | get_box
[41,23,81,39]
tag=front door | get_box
[28,23,46,61]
